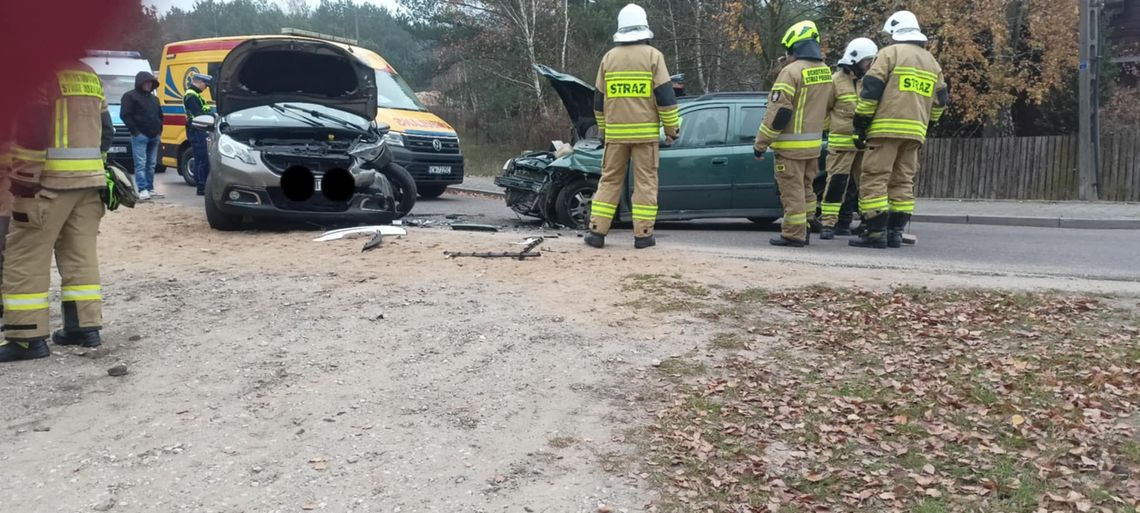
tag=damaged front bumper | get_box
[494,151,559,219]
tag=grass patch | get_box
[709,332,748,350]
[655,357,707,377]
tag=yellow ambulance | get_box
[158,29,463,198]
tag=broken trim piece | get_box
[313,225,407,241]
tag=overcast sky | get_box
[144,0,399,15]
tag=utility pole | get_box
[1078,0,1102,200]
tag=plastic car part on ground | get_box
[312,225,408,242]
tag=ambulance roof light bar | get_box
[280,28,358,46]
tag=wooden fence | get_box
[916,129,1139,201]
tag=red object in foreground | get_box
[0,1,136,131]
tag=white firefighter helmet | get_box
[614,4,654,43]
[839,37,879,66]
[883,10,927,42]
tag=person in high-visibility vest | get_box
[184,73,213,196]
[753,20,834,247]
[586,3,680,250]
[850,11,949,249]
[819,37,878,239]
[1,61,113,363]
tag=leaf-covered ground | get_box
[627,280,1140,513]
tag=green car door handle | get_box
[711,157,728,165]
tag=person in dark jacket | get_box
[120,71,164,200]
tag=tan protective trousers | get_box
[859,138,921,219]
[819,150,863,228]
[775,156,818,241]
[589,142,659,237]
[3,188,104,341]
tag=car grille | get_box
[113,126,132,139]
[405,134,460,154]
[261,153,354,174]
[265,187,351,213]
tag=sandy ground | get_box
[2,201,1138,513]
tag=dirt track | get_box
[2,201,1137,513]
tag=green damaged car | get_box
[495,64,832,229]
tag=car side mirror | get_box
[191,114,216,131]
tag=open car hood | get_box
[533,64,596,140]
[217,37,377,119]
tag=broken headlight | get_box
[348,138,386,163]
[382,132,405,147]
[502,158,514,172]
[218,134,256,165]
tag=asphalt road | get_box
[153,172,1140,283]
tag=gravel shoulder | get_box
[2,202,1137,513]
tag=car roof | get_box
[679,91,768,106]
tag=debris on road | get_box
[361,231,383,252]
[450,223,500,232]
[445,237,544,260]
[312,225,407,242]
[107,365,129,377]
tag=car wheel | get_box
[380,163,417,218]
[555,178,598,230]
[205,195,242,231]
[417,184,447,198]
[179,146,197,187]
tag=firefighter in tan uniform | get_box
[585,3,680,250]
[851,11,948,249]
[819,38,877,239]
[0,61,113,363]
[754,21,834,247]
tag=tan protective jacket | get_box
[754,58,834,160]
[827,69,862,151]
[593,44,680,143]
[10,61,111,191]
[855,43,948,143]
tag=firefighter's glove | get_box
[853,115,872,150]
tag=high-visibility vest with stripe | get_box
[10,62,108,190]
[593,44,679,144]
[854,44,947,143]
[755,59,832,160]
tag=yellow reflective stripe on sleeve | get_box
[855,99,878,116]
[3,292,50,311]
[658,107,680,127]
[759,124,781,139]
[784,213,808,225]
[837,94,858,103]
[828,134,856,146]
[771,83,796,96]
[931,107,945,123]
[44,158,105,171]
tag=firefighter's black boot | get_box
[820,227,836,240]
[0,338,50,363]
[52,329,102,348]
[634,235,656,249]
[887,212,911,249]
[835,214,854,236]
[584,231,605,248]
[849,213,888,249]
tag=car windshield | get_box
[99,75,137,104]
[225,103,370,130]
[376,70,426,111]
